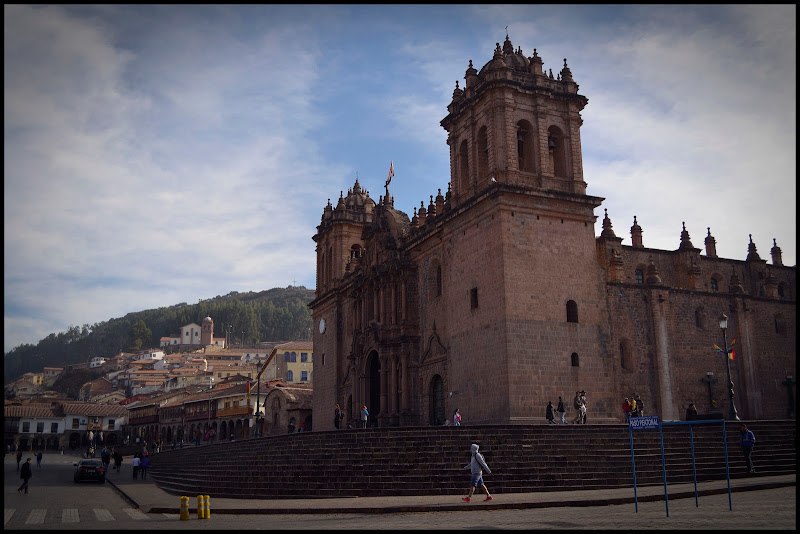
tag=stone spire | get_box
[704,227,717,258]
[678,222,695,250]
[529,48,543,75]
[600,209,617,238]
[631,216,643,248]
[560,58,573,82]
[771,238,783,266]
[746,234,761,262]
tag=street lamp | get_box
[207,377,215,443]
[718,313,740,421]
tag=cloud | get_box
[3,5,795,354]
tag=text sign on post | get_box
[629,415,660,430]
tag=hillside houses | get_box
[5,317,314,451]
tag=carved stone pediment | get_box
[420,324,447,366]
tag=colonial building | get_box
[261,341,314,384]
[160,316,226,348]
[310,35,796,429]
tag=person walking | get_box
[101,448,110,472]
[16,448,23,471]
[571,391,583,424]
[622,397,632,423]
[546,401,556,424]
[114,450,123,473]
[462,443,493,502]
[633,394,644,417]
[360,405,369,429]
[454,408,462,426]
[334,403,343,429]
[557,396,567,424]
[579,391,587,424]
[740,423,756,473]
[140,453,150,480]
[132,454,141,479]
[35,451,43,468]
[17,458,32,494]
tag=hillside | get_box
[3,286,316,382]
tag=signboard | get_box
[629,415,659,430]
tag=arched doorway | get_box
[366,351,381,427]
[429,374,445,425]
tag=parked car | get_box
[73,459,106,483]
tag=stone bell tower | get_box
[441,33,590,208]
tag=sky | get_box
[4,5,796,354]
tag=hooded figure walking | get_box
[462,443,493,502]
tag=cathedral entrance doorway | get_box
[366,351,381,426]
[430,374,445,425]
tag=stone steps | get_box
[147,420,795,498]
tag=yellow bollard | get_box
[197,494,204,519]
[204,495,211,519]
[180,496,189,520]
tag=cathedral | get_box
[309,35,796,429]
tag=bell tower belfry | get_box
[441,34,589,207]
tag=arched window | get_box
[778,283,785,299]
[710,277,719,292]
[548,125,567,178]
[620,339,632,370]
[635,269,644,285]
[516,120,535,173]
[571,353,580,367]
[477,126,489,179]
[566,300,579,323]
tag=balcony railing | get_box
[216,405,252,418]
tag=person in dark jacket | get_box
[18,458,32,494]
[557,397,567,424]
[546,401,556,424]
[740,424,756,473]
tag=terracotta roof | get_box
[273,341,314,351]
[59,402,128,417]
[4,405,58,418]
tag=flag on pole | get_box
[713,341,735,359]
[385,161,394,188]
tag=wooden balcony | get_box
[216,405,252,418]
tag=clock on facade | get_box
[319,318,326,334]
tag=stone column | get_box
[650,289,677,421]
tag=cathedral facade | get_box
[310,36,796,429]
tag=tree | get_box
[131,320,153,350]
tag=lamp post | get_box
[254,379,262,438]
[207,377,214,442]
[718,313,740,421]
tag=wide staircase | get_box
[147,419,795,499]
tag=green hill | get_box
[3,286,316,382]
